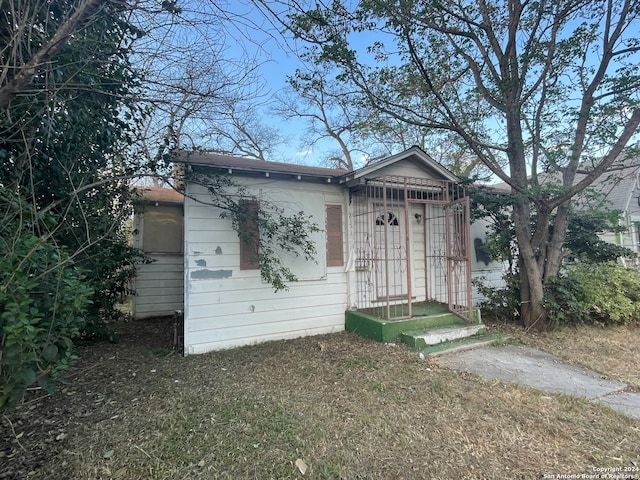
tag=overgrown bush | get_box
[543,273,590,328]
[478,261,640,327]
[474,273,521,323]
[0,191,92,408]
[79,238,146,342]
[545,262,640,326]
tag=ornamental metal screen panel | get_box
[350,176,471,321]
[446,196,473,322]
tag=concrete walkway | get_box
[435,345,640,418]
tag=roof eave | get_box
[186,162,340,184]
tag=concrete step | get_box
[422,333,506,356]
[401,324,486,350]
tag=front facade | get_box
[182,157,349,353]
[133,153,640,353]
[173,147,481,355]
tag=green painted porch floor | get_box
[359,301,451,319]
[346,302,478,342]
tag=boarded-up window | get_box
[239,199,259,270]
[326,205,344,267]
[143,204,183,253]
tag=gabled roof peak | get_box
[342,145,460,185]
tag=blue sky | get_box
[216,0,385,166]
[191,1,640,174]
[219,1,327,164]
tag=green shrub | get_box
[0,191,92,408]
[545,262,640,326]
[474,273,521,323]
[543,272,589,328]
[79,239,146,342]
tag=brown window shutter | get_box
[239,199,259,270]
[326,205,344,267]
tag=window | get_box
[239,199,259,270]
[142,204,183,254]
[376,211,399,226]
[326,205,344,267]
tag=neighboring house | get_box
[485,161,640,264]
[132,186,184,319]
[462,160,640,302]
[583,164,640,262]
[469,217,508,302]
[133,147,502,354]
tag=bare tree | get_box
[132,0,284,170]
[270,38,491,173]
[0,0,106,109]
[0,0,293,403]
[274,64,378,169]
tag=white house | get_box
[132,150,640,355]
[133,147,504,354]
[584,163,640,262]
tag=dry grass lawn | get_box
[1,318,639,479]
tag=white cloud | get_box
[296,148,313,157]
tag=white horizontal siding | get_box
[133,254,184,318]
[184,180,349,354]
[188,283,347,322]
[189,298,347,332]
[188,322,343,354]
[187,273,346,301]
[472,267,507,304]
[470,219,508,304]
[136,270,183,281]
[374,160,439,179]
[135,295,184,310]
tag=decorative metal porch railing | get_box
[350,175,472,322]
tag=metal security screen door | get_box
[373,205,408,299]
[351,176,472,321]
[445,196,472,319]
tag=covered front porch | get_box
[347,174,473,320]
[344,173,490,352]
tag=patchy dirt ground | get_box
[0,317,177,480]
[2,319,639,479]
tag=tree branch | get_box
[0,0,105,110]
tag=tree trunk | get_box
[543,202,570,282]
[519,255,548,331]
[518,231,548,331]
[513,197,549,331]
[524,299,548,332]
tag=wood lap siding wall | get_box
[183,180,348,354]
[133,256,184,318]
[133,204,185,319]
